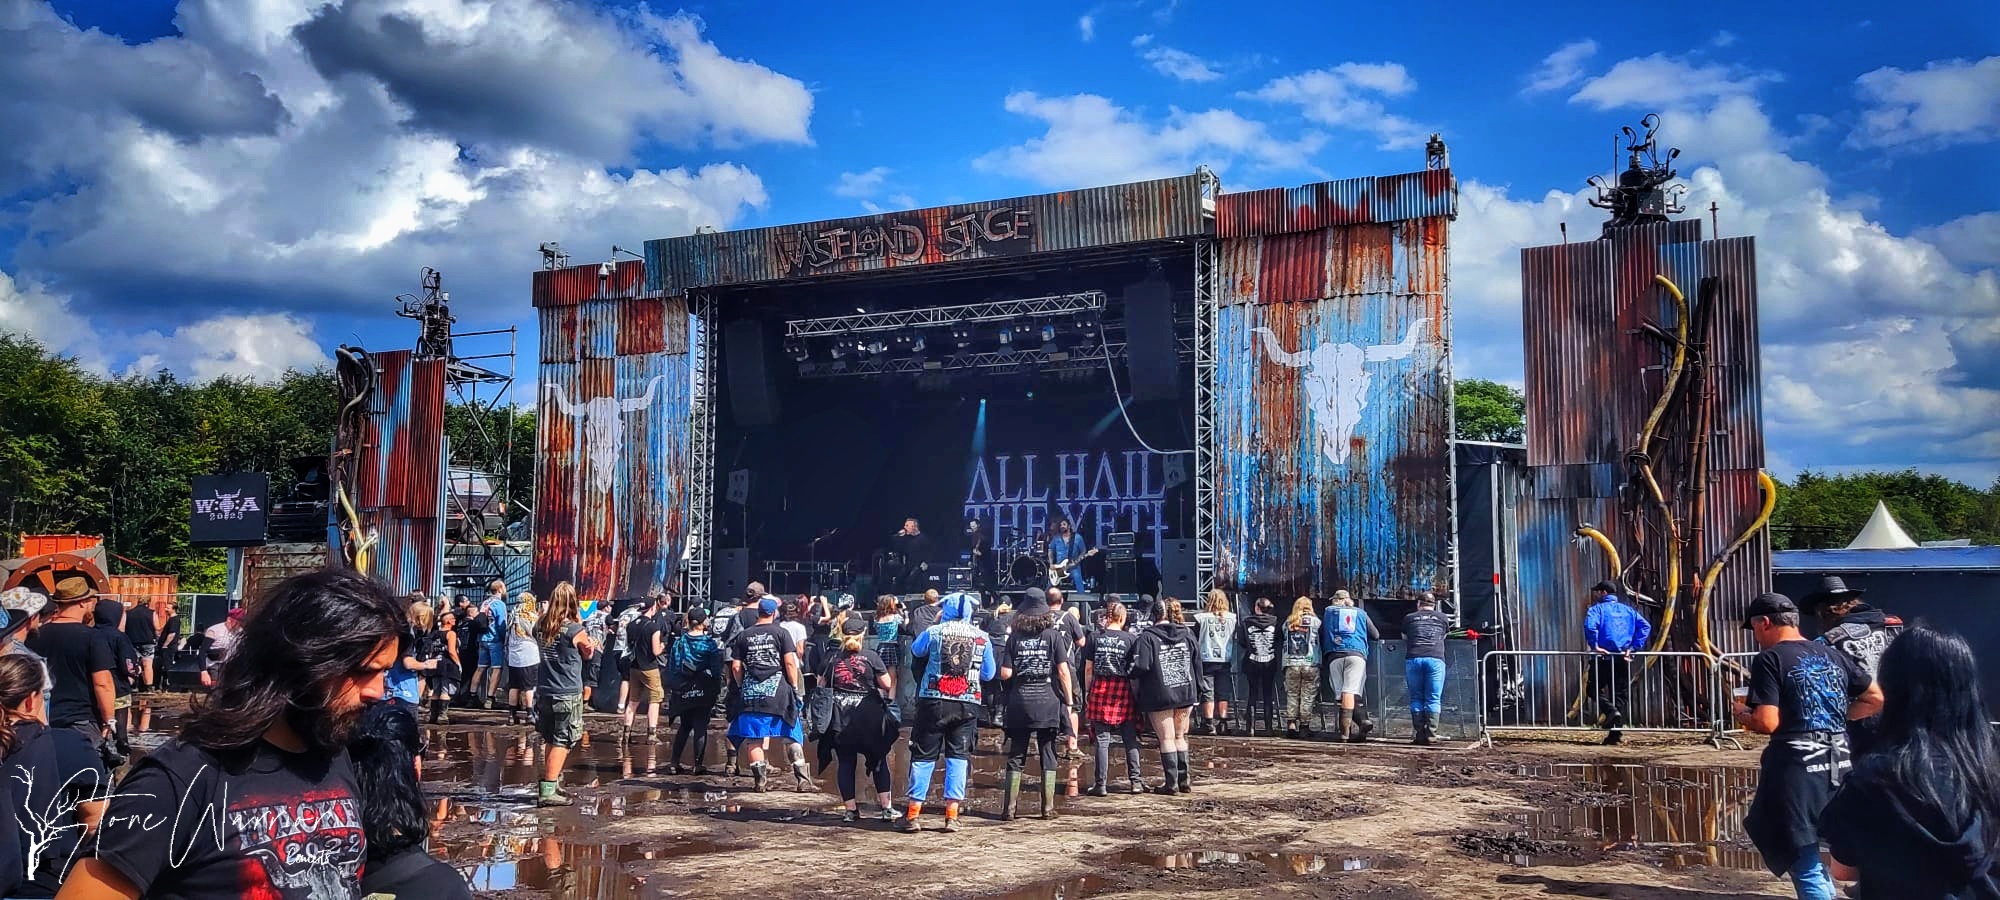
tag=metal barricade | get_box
[1480,650,1743,748]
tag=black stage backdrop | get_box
[715,369,1192,581]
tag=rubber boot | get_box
[1040,774,1059,819]
[1153,753,1179,795]
[1001,771,1022,821]
[1414,712,1434,746]
[751,761,770,792]
[1350,707,1374,743]
[1175,752,1192,793]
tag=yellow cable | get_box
[1567,525,1621,723]
[1695,470,1777,660]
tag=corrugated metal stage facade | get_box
[533,169,1458,604]
[354,349,447,597]
[1514,220,1769,657]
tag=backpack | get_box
[471,605,494,641]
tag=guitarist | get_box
[1047,518,1090,592]
[965,519,994,592]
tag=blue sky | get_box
[2,0,1996,485]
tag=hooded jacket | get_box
[1236,613,1280,666]
[911,593,997,704]
[1822,754,2000,899]
[1131,620,1200,712]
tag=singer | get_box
[889,518,933,593]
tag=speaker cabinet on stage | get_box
[1159,539,1195,600]
[1122,273,1180,405]
[724,319,780,428]
[716,548,750,604]
[1106,558,1137,594]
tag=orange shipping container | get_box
[19,534,103,558]
[107,574,179,609]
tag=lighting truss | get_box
[794,335,1195,380]
[785,291,1107,338]
[1193,235,1219,595]
[684,288,718,605]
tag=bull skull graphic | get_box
[544,374,668,492]
[1252,318,1430,466]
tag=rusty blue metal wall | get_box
[1211,178,1455,599]
[645,174,1208,295]
[532,260,692,601]
[354,349,445,597]
[1515,221,1768,656]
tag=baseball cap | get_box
[1592,581,1619,594]
[1741,592,1798,629]
[757,597,779,616]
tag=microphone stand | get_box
[809,529,838,599]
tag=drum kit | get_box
[1001,534,1047,588]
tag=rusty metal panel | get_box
[1215,169,1455,238]
[18,534,101,557]
[1700,237,1764,471]
[1213,215,1453,599]
[540,305,577,364]
[107,574,177,608]
[350,349,445,597]
[532,260,646,308]
[646,175,1207,294]
[533,293,694,602]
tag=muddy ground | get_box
[334,702,1791,900]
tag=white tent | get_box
[1847,500,1919,550]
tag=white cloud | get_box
[833,167,892,199]
[1078,15,1094,41]
[1849,56,2000,149]
[1,271,328,381]
[1142,46,1222,82]
[1918,212,2000,269]
[1710,30,1738,48]
[1570,53,1775,109]
[975,92,1325,188]
[1524,39,1597,93]
[0,272,106,372]
[0,0,797,379]
[1131,34,1153,47]
[1451,65,2000,482]
[1246,62,1428,149]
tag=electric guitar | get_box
[1048,547,1101,587]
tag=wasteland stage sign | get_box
[190,472,269,548]
[963,450,1169,558]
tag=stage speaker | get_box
[724,319,780,428]
[715,548,750,605]
[1122,272,1180,404]
[1159,539,1196,601]
[1106,558,1138,594]
[725,469,751,506]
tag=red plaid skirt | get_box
[1086,676,1136,727]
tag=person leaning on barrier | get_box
[1582,580,1651,746]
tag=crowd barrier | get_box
[1479,650,1745,748]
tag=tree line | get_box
[0,340,1988,591]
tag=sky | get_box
[1,0,1995,485]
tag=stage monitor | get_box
[190,473,269,548]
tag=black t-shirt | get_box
[908,604,943,639]
[538,622,586,698]
[97,624,139,698]
[1748,639,1870,736]
[1003,627,1070,727]
[730,624,798,717]
[822,649,887,695]
[626,615,665,670]
[27,622,111,727]
[125,609,159,647]
[1085,628,1138,679]
[1402,609,1451,660]
[95,739,366,900]
[3,720,107,896]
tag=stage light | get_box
[830,342,848,360]
[998,328,1012,347]
[911,335,927,354]
[787,338,810,362]
[1041,324,1057,343]
[863,340,888,357]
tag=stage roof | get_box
[1775,546,2000,573]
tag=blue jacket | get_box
[911,592,998,702]
[1320,606,1374,658]
[1584,596,1652,653]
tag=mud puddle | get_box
[1118,847,1404,876]
[984,874,1115,900]
[1465,760,1766,871]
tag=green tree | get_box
[1455,378,1526,444]
[1771,469,2000,549]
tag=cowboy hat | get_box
[1801,575,1865,609]
[51,577,96,606]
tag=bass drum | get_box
[1007,555,1046,588]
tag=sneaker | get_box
[1128,778,1146,795]
[939,817,961,833]
[898,816,923,834]
[537,791,574,808]
[1086,783,1109,797]
[877,807,899,822]
[1603,730,1623,746]
[1285,727,1300,740]
[841,809,859,823]
[1192,721,1213,736]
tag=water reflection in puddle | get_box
[1512,761,1765,871]
[1117,848,1396,876]
[986,874,1114,900]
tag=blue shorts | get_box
[728,713,789,741]
[478,641,506,668]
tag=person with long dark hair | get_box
[1132,597,1200,795]
[349,701,472,899]
[1821,625,2000,898]
[0,652,98,896]
[66,569,404,899]
[1000,589,1073,820]
[1235,598,1282,735]
[819,613,898,823]
[665,609,722,775]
